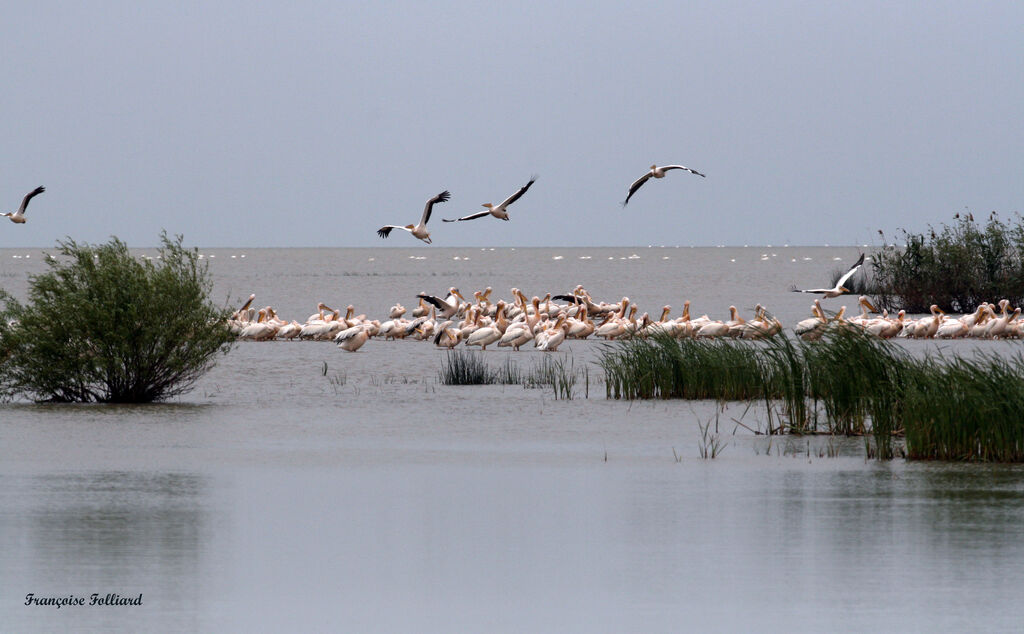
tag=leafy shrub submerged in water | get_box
[871,213,1024,313]
[0,233,234,403]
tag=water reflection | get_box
[1,471,208,631]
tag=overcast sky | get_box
[3,1,1022,248]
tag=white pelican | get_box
[794,300,827,340]
[416,287,465,319]
[3,186,45,224]
[442,177,536,223]
[238,309,278,341]
[465,321,502,350]
[377,190,450,244]
[231,294,257,322]
[498,322,534,350]
[335,324,370,352]
[622,165,704,206]
[411,295,429,318]
[433,321,462,348]
[536,315,569,351]
[792,253,865,298]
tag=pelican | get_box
[792,253,865,298]
[417,287,465,319]
[231,294,257,322]
[335,324,370,352]
[794,300,827,340]
[377,190,450,244]
[433,321,463,348]
[536,315,569,351]
[3,186,45,224]
[442,177,536,223]
[622,165,704,206]
[411,295,429,318]
[498,322,534,350]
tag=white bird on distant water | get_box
[443,177,536,223]
[377,190,450,244]
[3,186,45,224]
[792,253,865,299]
[622,165,704,206]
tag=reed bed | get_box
[600,328,1024,462]
[439,350,582,399]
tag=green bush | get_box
[0,233,234,403]
[871,213,1024,313]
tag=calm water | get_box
[2,247,1023,632]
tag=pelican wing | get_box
[497,177,536,209]
[661,165,707,178]
[835,253,866,288]
[335,326,363,342]
[404,316,429,335]
[377,225,407,239]
[622,173,652,206]
[19,186,45,215]
[442,210,492,223]
[792,288,832,294]
[416,293,448,310]
[420,190,451,226]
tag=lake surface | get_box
[2,246,1023,632]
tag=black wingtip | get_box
[437,190,451,202]
[377,227,392,239]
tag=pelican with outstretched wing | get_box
[622,165,704,206]
[377,190,450,244]
[793,253,866,298]
[3,186,45,224]
[443,177,536,223]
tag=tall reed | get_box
[438,350,581,399]
[599,328,1024,461]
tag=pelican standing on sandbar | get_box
[3,186,45,224]
[622,165,704,206]
[377,190,450,244]
[443,177,536,223]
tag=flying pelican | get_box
[376,190,450,244]
[442,177,536,223]
[622,165,704,206]
[792,253,865,298]
[4,186,45,224]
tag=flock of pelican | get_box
[794,297,1024,341]
[227,286,786,352]
[377,164,704,244]
[6,162,701,235]
[228,284,1024,353]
